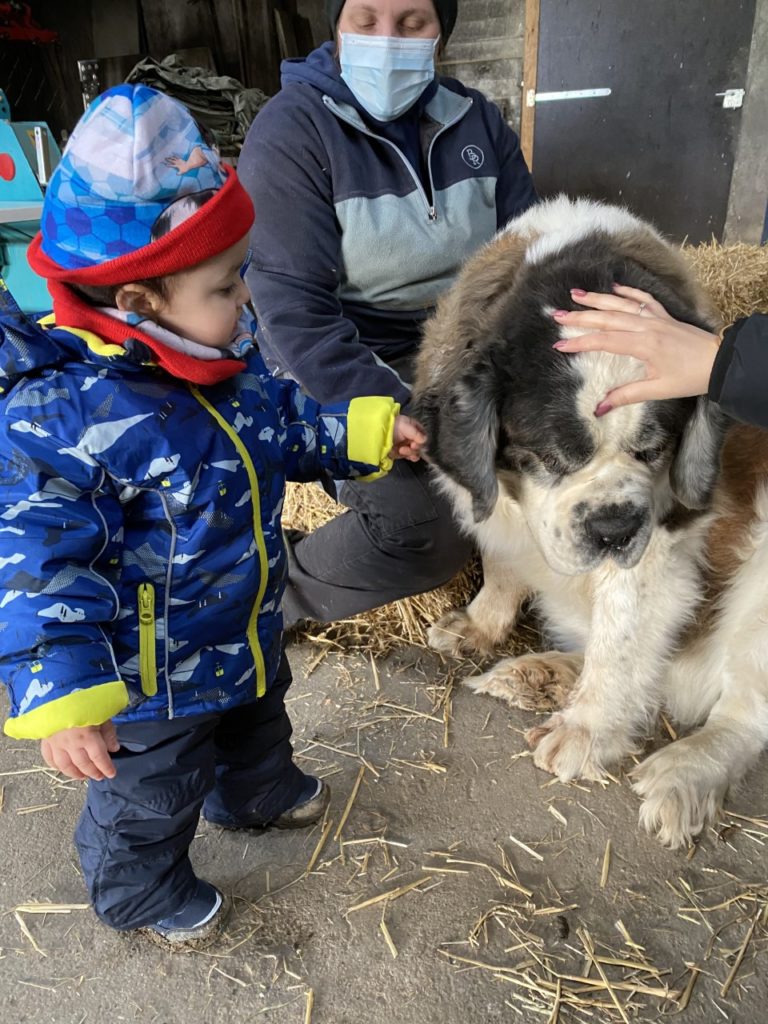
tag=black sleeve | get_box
[708,314,768,429]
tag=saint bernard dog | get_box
[413,196,768,848]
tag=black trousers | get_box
[74,655,303,930]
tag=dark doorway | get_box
[531,0,757,243]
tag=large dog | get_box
[413,196,768,848]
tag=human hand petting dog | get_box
[549,283,721,415]
[390,413,426,461]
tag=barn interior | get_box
[1,3,767,1023]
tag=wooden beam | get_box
[520,0,540,170]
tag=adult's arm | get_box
[238,97,412,405]
[481,95,537,226]
[709,314,768,428]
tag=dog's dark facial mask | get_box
[414,321,591,522]
[413,359,501,522]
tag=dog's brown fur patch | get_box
[414,230,534,395]
[708,425,768,581]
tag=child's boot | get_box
[271,774,330,829]
[141,879,227,950]
[203,773,330,831]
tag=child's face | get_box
[157,236,251,349]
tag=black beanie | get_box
[326,0,458,40]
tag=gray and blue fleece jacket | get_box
[239,43,536,406]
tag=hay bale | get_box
[683,240,768,324]
[284,241,768,651]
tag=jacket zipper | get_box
[138,582,158,696]
[324,95,473,223]
[189,385,269,697]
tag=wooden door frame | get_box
[520,0,540,170]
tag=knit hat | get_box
[28,83,254,286]
[325,0,457,40]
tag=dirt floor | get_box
[1,639,767,1024]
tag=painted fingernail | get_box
[570,288,587,297]
[552,340,567,349]
[594,401,613,417]
[552,309,568,318]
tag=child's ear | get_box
[115,283,163,318]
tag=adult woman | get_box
[238,0,536,625]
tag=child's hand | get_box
[40,721,120,782]
[390,414,426,462]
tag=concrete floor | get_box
[1,642,767,1024]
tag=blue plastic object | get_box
[0,90,60,312]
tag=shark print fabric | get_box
[0,283,398,739]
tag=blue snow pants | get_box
[74,653,304,930]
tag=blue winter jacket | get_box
[0,284,399,740]
[239,43,537,406]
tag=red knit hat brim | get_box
[29,164,254,285]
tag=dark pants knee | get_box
[283,460,473,625]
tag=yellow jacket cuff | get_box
[4,680,130,740]
[346,396,400,482]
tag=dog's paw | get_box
[463,651,583,712]
[526,710,632,782]
[632,741,729,848]
[427,608,496,658]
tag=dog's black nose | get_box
[585,505,647,552]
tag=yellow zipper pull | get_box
[138,583,158,697]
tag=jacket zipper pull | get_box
[428,207,437,222]
[139,586,153,624]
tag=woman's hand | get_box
[390,413,426,461]
[551,284,721,415]
[41,721,120,781]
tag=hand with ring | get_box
[548,283,722,415]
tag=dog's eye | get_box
[539,453,567,476]
[633,447,664,465]
[506,449,536,473]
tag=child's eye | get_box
[219,283,237,296]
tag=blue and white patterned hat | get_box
[40,84,226,270]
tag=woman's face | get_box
[337,0,441,39]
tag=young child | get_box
[0,85,424,948]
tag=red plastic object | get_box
[0,2,58,44]
[0,152,16,181]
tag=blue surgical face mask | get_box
[340,33,439,122]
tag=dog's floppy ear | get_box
[669,397,730,510]
[413,362,500,523]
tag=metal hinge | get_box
[715,88,745,109]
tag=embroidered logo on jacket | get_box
[461,145,485,170]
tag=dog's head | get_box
[413,198,730,576]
